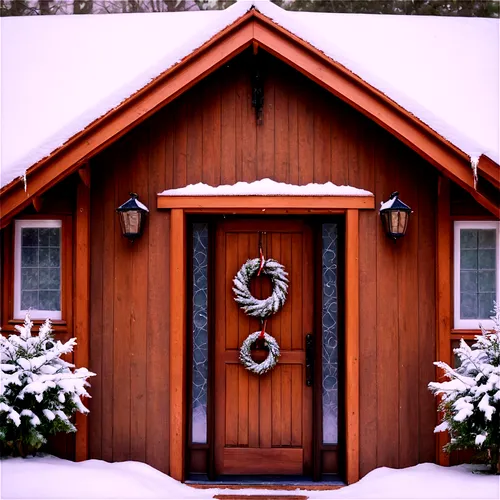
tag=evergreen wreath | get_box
[232,258,288,319]
[239,331,280,376]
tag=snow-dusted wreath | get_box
[239,331,280,375]
[232,258,288,318]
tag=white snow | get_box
[159,178,373,197]
[1,0,499,191]
[1,456,499,499]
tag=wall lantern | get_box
[116,193,149,241]
[379,191,412,240]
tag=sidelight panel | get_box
[321,223,339,444]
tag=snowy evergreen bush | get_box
[429,304,500,474]
[0,315,95,457]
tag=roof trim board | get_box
[0,9,498,225]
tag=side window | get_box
[14,220,62,320]
[454,221,499,330]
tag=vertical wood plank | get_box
[345,209,360,484]
[226,364,239,446]
[173,101,187,188]
[100,159,115,463]
[238,366,249,446]
[274,79,289,182]
[130,128,149,463]
[313,93,331,184]
[291,233,303,350]
[271,366,282,446]
[281,364,292,446]
[220,71,237,185]
[146,117,170,473]
[376,141,400,469]
[75,177,90,462]
[397,147,420,468]
[202,77,221,186]
[169,209,186,481]
[297,86,314,185]
[330,102,349,186]
[418,166,437,464]
[436,176,452,466]
[240,69,257,182]
[288,78,299,185]
[355,127,378,478]
[89,163,103,460]
[280,234,292,351]
[257,74,275,180]
[186,94,203,184]
[259,368,272,448]
[113,145,132,462]
[291,365,302,447]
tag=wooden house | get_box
[1,1,499,486]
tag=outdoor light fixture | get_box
[116,193,149,241]
[379,191,412,240]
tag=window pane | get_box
[459,228,497,320]
[20,226,61,312]
[191,223,209,444]
[322,223,339,444]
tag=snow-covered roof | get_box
[1,0,498,190]
[159,179,373,197]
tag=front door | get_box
[214,219,314,476]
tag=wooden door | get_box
[215,219,314,476]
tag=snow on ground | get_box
[1,456,499,500]
[158,179,373,197]
[1,0,498,191]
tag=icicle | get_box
[23,172,27,192]
[470,156,479,190]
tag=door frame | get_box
[158,194,374,484]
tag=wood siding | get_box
[88,50,437,477]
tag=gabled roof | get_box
[0,0,498,221]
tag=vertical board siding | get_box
[89,51,437,476]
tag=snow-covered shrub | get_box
[429,303,500,474]
[0,315,95,457]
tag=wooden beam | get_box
[78,163,91,188]
[436,176,451,466]
[74,181,91,462]
[157,195,375,211]
[169,209,186,481]
[345,209,360,484]
[478,155,500,190]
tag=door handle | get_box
[305,333,314,387]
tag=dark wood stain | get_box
[87,50,438,477]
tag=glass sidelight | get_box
[321,223,339,444]
[191,223,209,444]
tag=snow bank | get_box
[1,0,498,191]
[158,178,373,197]
[1,456,499,499]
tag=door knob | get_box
[305,333,314,386]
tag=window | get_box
[454,221,499,330]
[14,220,62,320]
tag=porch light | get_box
[116,193,149,240]
[379,191,412,240]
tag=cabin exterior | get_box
[1,2,499,486]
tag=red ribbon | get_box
[257,247,265,277]
[259,319,267,340]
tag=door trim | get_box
[166,204,365,484]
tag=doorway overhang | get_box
[159,193,373,484]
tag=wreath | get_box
[239,331,280,375]
[232,258,288,319]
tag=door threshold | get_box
[186,474,345,489]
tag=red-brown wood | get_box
[82,51,438,479]
[74,180,90,461]
[214,219,314,476]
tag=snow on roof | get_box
[159,178,373,197]
[1,0,498,190]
